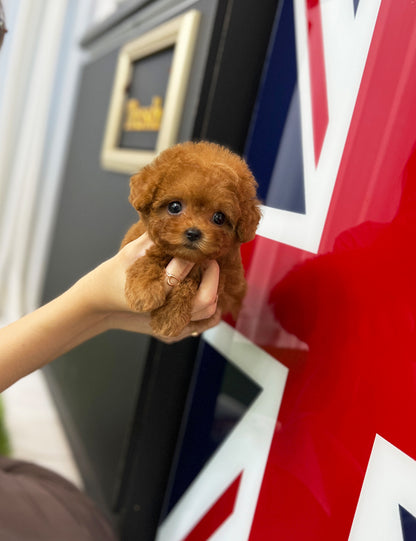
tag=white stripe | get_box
[256,0,381,254]
[156,322,288,541]
[349,435,416,541]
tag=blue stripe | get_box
[353,0,360,15]
[400,505,416,541]
[245,0,306,214]
[161,343,261,518]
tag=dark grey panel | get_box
[41,0,220,528]
[42,47,149,514]
[44,331,150,514]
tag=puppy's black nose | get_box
[185,228,202,242]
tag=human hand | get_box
[76,233,221,341]
[154,256,222,342]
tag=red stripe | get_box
[319,0,416,253]
[181,473,242,541]
[306,0,329,165]
[245,0,416,539]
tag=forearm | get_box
[0,283,109,392]
[0,235,220,392]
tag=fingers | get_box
[163,259,219,320]
[164,257,194,292]
[121,237,212,306]
[119,233,153,267]
[191,306,222,332]
[119,236,219,330]
[156,307,223,344]
[149,259,221,342]
[191,260,220,321]
[121,235,194,283]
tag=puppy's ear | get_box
[234,166,262,243]
[236,198,262,243]
[129,164,159,216]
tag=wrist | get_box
[68,263,144,335]
[64,273,112,336]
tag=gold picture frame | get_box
[101,10,200,173]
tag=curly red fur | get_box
[121,141,261,337]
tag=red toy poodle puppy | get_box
[121,141,261,337]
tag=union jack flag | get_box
[156,1,416,539]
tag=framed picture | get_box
[101,10,200,173]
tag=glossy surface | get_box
[157,1,416,539]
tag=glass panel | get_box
[158,0,416,539]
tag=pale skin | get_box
[0,233,220,393]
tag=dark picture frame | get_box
[101,10,200,173]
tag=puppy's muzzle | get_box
[185,227,202,243]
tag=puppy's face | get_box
[129,142,261,262]
[146,168,243,262]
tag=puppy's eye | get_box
[168,201,182,215]
[212,211,226,226]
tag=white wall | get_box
[0,0,113,324]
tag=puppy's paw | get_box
[125,277,166,312]
[150,303,191,337]
[150,278,198,336]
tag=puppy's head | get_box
[129,141,261,262]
